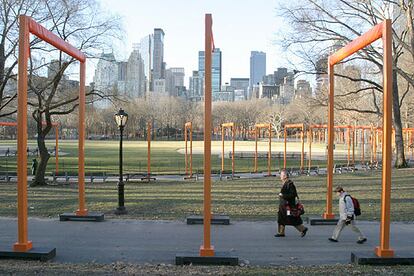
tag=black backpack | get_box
[344,195,361,216]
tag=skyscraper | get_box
[165,67,185,97]
[153,28,165,80]
[198,48,222,101]
[139,34,153,92]
[230,78,249,101]
[93,52,118,108]
[139,28,165,93]
[117,61,127,94]
[126,48,146,98]
[249,51,266,98]
[189,70,203,101]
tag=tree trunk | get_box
[0,41,5,107]
[31,132,50,186]
[392,68,407,168]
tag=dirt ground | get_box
[1,260,414,275]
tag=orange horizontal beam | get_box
[310,124,327,129]
[329,22,384,66]
[284,123,304,129]
[27,17,86,62]
[334,125,352,129]
[0,121,59,127]
[221,122,234,128]
[255,123,271,129]
[0,122,17,126]
[353,125,374,130]
[310,124,381,130]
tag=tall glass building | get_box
[139,34,153,92]
[139,28,165,92]
[153,28,165,80]
[249,51,266,98]
[198,48,222,101]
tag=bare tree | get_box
[17,0,123,186]
[279,0,414,167]
[0,0,56,117]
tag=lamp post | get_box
[114,108,128,215]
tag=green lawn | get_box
[0,169,413,221]
[0,139,358,175]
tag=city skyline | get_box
[95,0,289,85]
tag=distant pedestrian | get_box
[274,169,308,237]
[329,186,367,244]
[31,159,38,175]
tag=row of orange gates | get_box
[0,13,405,264]
[184,121,414,178]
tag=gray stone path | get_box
[1,217,413,265]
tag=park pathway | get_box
[0,217,413,265]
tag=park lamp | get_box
[114,108,128,215]
[114,108,128,129]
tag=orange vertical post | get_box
[76,61,87,216]
[324,63,335,219]
[200,13,214,257]
[375,19,394,258]
[283,128,287,169]
[190,124,192,177]
[147,121,151,178]
[268,125,271,176]
[410,130,413,160]
[185,124,188,175]
[14,15,32,252]
[55,125,59,174]
[221,122,235,176]
[308,129,312,172]
[184,122,193,178]
[301,128,304,171]
[374,128,377,163]
[406,130,410,157]
[352,127,355,165]
[361,129,365,164]
[370,128,374,164]
[347,127,351,166]
[232,126,235,177]
[254,127,258,173]
[221,126,224,172]
[405,130,409,156]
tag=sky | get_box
[95,0,291,86]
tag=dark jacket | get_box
[278,178,302,226]
[280,179,298,207]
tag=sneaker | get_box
[357,238,367,244]
[274,233,285,237]
[301,227,308,237]
[328,238,338,242]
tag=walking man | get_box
[329,186,367,244]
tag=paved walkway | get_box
[0,217,413,265]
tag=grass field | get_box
[0,168,413,221]
[0,162,413,274]
[0,139,359,175]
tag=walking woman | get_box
[275,169,308,237]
